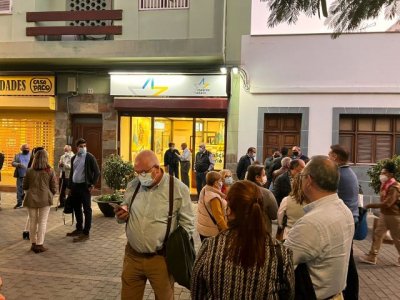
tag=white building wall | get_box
[238,33,400,159]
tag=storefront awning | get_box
[0,96,56,111]
[113,97,228,113]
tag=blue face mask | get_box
[224,176,233,185]
[138,172,154,187]
[78,147,87,155]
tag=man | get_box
[114,150,195,299]
[236,147,256,180]
[285,156,354,300]
[66,138,100,242]
[272,156,291,184]
[163,142,180,178]
[264,150,281,174]
[291,146,309,163]
[273,159,305,206]
[176,142,191,187]
[58,145,74,208]
[267,147,289,188]
[12,144,31,208]
[0,151,4,211]
[194,143,214,196]
[328,144,359,300]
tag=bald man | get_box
[115,150,194,300]
[12,144,31,208]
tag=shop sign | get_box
[110,74,227,97]
[0,76,55,96]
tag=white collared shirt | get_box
[284,193,354,299]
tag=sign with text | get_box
[0,76,55,96]
[110,74,227,97]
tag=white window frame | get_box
[139,0,190,11]
[0,0,12,15]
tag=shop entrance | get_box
[119,116,226,193]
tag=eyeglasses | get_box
[134,166,155,177]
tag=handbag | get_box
[63,194,74,214]
[275,243,292,299]
[354,207,368,240]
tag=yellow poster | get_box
[0,76,55,96]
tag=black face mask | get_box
[292,151,299,156]
[22,150,29,155]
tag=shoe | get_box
[359,254,377,265]
[66,229,83,237]
[30,243,36,251]
[73,234,89,243]
[33,245,48,253]
[23,231,30,240]
[14,204,23,209]
[57,205,65,208]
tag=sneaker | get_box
[14,204,23,209]
[66,229,83,237]
[359,254,377,265]
[73,234,89,243]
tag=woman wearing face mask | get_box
[360,162,400,266]
[220,169,234,195]
[197,171,227,241]
[246,164,278,234]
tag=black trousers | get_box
[58,172,69,207]
[71,183,92,235]
[167,164,179,179]
[343,220,359,300]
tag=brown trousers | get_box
[121,244,174,300]
[370,214,400,257]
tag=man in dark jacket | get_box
[67,138,100,242]
[267,147,289,188]
[273,159,305,206]
[194,143,214,196]
[163,142,180,178]
[236,147,256,180]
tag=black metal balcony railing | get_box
[26,10,123,37]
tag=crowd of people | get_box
[1,141,400,299]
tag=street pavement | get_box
[0,192,399,300]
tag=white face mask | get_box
[224,176,233,185]
[261,175,267,185]
[78,147,87,155]
[138,172,154,187]
[379,174,389,183]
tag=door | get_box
[263,114,301,161]
[72,115,102,189]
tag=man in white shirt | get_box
[58,145,74,208]
[177,142,191,187]
[284,155,354,300]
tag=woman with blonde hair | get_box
[197,171,227,241]
[191,180,294,299]
[23,149,56,253]
[277,174,307,240]
[219,169,233,195]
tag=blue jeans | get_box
[71,183,92,235]
[16,177,24,206]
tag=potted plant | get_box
[367,156,400,194]
[94,154,134,217]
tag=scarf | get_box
[380,177,396,198]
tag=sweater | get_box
[191,230,295,299]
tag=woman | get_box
[220,169,233,195]
[277,174,306,240]
[191,180,294,299]
[246,164,278,234]
[197,171,227,241]
[23,149,56,253]
[360,162,400,266]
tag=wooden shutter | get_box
[375,135,392,161]
[357,135,373,163]
[0,0,11,14]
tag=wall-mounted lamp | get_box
[220,67,228,74]
[232,67,239,74]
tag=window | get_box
[339,115,400,163]
[0,0,11,14]
[139,0,189,10]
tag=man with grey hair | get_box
[284,156,354,300]
[194,143,214,196]
[272,156,291,184]
[58,144,74,208]
[12,144,31,209]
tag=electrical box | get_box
[67,77,77,93]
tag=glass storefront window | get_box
[119,116,225,192]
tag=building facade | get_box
[0,0,251,192]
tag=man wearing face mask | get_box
[12,144,31,209]
[360,162,400,266]
[236,147,256,180]
[273,159,305,206]
[66,138,100,242]
[194,143,214,196]
[291,146,309,163]
[114,150,194,299]
[58,144,74,208]
[176,142,191,187]
[164,142,180,179]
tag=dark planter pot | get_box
[95,201,120,218]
